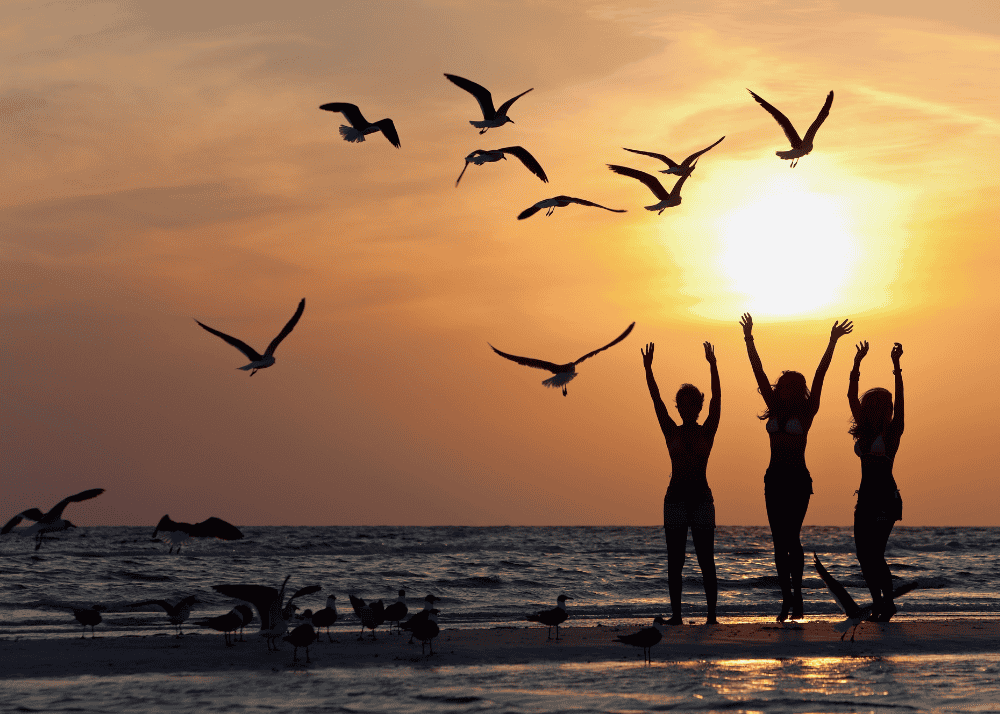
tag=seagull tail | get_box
[339,126,365,143]
[542,373,576,389]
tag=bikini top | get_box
[855,434,887,457]
[766,416,803,435]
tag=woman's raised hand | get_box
[704,341,716,365]
[830,319,854,340]
[740,313,753,339]
[891,342,903,365]
[854,340,869,363]
[641,342,655,369]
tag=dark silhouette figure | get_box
[195,298,305,376]
[383,589,408,634]
[622,136,725,176]
[400,594,437,644]
[616,616,666,663]
[349,594,385,640]
[526,594,571,640]
[213,576,320,651]
[2,488,104,550]
[455,146,548,186]
[73,605,105,638]
[642,341,721,625]
[195,607,246,646]
[444,74,533,134]
[152,515,244,553]
[318,103,400,148]
[409,609,440,655]
[747,89,833,167]
[128,595,199,637]
[490,322,635,396]
[310,595,338,642]
[741,312,852,621]
[848,341,905,621]
[517,195,626,220]
[283,623,317,663]
[606,162,698,214]
[813,553,917,641]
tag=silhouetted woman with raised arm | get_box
[642,341,720,625]
[848,341,904,621]
[740,313,853,621]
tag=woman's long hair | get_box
[849,387,893,440]
[758,370,809,421]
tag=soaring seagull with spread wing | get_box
[129,595,199,637]
[195,298,304,376]
[2,488,105,550]
[517,195,626,220]
[152,515,244,553]
[318,103,400,148]
[623,136,725,176]
[491,323,635,396]
[748,89,833,167]
[445,74,533,133]
[455,146,548,186]
[607,163,698,214]
[813,554,918,641]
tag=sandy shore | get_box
[2,620,998,677]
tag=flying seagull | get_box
[152,515,244,553]
[129,596,199,637]
[526,594,572,640]
[623,136,725,175]
[748,89,833,167]
[616,616,667,663]
[517,195,626,220]
[491,322,635,396]
[2,488,105,550]
[318,102,400,148]
[445,73,533,133]
[607,162,698,214]
[456,146,548,186]
[213,576,321,651]
[195,298,305,376]
[813,554,918,641]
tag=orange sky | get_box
[2,0,998,526]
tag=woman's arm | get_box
[740,313,773,409]
[642,342,676,441]
[808,318,853,419]
[848,340,868,422]
[703,342,721,437]
[888,342,904,443]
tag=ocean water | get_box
[3,525,1000,713]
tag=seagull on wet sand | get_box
[349,594,385,640]
[491,323,635,396]
[311,595,338,642]
[383,590,408,634]
[517,195,626,220]
[616,616,666,663]
[623,136,725,176]
[445,74,533,133]
[527,594,572,640]
[195,607,246,646]
[129,596,199,637]
[410,609,440,655]
[152,515,244,553]
[748,89,833,167]
[73,605,106,638]
[401,594,437,644]
[213,576,321,651]
[284,623,317,663]
[813,554,918,641]
[455,146,548,186]
[318,102,400,148]
[195,298,304,376]
[607,162,698,214]
[2,488,105,550]
[235,604,254,641]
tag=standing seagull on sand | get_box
[517,196,626,220]
[445,74,533,134]
[311,595,338,642]
[318,103,400,148]
[349,594,385,640]
[73,605,106,638]
[195,298,305,376]
[2,488,105,550]
[400,594,437,644]
[623,136,725,176]
[383,590,408,634]
[195,607,246,646]
[455,147,548,186]
[607,162,698,214]
[813,554,917,641]
[527,594,572,640]
[129,596,199,637]
[616,616,667,663]
[213,576,321,651]
[152,515,243,553]
[748,89,833,167]
[491,322,635,396]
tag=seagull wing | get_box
[682,136,725,166]
[263,298,305,357]
[668,162,697,198]
[748,89,802,147]
[565,197,626,212]
[607,165,670,201]
[801,91,834,144]
[444,74,496,119]
[516,202,544,220]
[190,517,244,541]
[489,344,562,374]
[456,161,472,187]
[622,147,679,169]
[2,508,47,533]
[372,118,401,148]
[349,594,367,619]
[813,554,862,618]
[289,585,322,601]
[195,320,263,361]
[495,87,533,118]
[47,488,105,520]
[129,599,174,614]
[573,322,636,365]
[213,585,281,629]
[318,102,367,129]
[499,146,548,183]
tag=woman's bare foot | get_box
[665,615,684,626]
